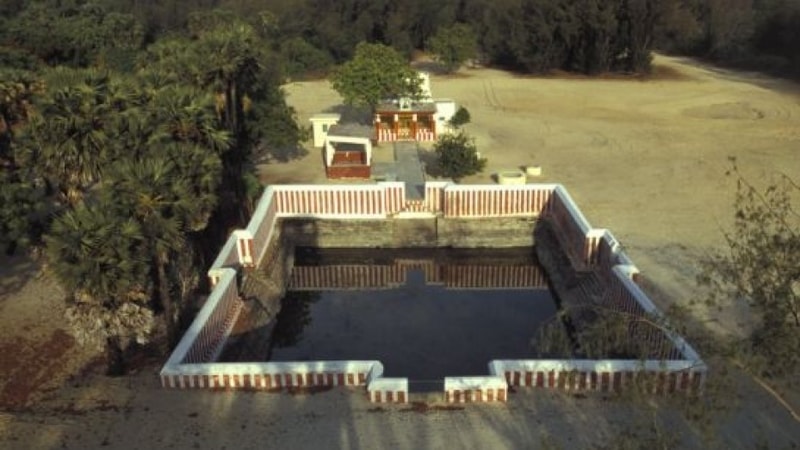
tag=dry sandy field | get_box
[1,54,799,449]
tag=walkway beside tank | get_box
[371,141,426,200]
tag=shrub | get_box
[449,106,471,128]
[433,131,486,182]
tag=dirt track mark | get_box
[483,80,504,110]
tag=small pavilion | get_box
[374,98,437,143]
[311,113,374,179]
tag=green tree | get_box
[140,13,303,213]
[46,200,154,374]
[330,41,423,109]
[18,69,131,205]
[108,157,194,345]
[427,23,477,73]
[432,130,486,182]
[279,37,333,79]
[448,106,471,128]
[0,69,43,160]
[704,0,755,58]
[4,1,144,67]
[699,159,799,378]
[0,169,46,254]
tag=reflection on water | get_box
[269,291,319,349]
[267,247,564,380]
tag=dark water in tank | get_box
[267,247,561,381]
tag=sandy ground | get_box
[2,54,799,449]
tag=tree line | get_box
[0,2,304,372]
[45,0,798,78]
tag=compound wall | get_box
[162,182,707,404]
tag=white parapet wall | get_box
[161,268,242,375]
[161,182,707,402]
[208,234,240,287]
[549,185,596,269]
[492,358,706,393]
[367,363,408,403]
[162,360,373,389]
[444,375,507,403]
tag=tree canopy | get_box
[427,23,477,73]
[699,160,800,378]
[330,42,423,109]
[0,3,305,372]
[432,131,486,181]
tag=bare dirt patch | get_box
[0,331,75,410]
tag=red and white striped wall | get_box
[208,235,240,287]
[289,265,406,290]
[424,182,447,213]
[444,265,548,289]
[546,186,595,270]
[415,129,435,142]
[377,129,397,142]
[495,360,706,394]
[273,185,387,218]
[443,184,554,218]
[233,230,256,268]
[444,377,508,403]
[161,362,372,390]
[288,263,549,290]
[380,181,406,215]
[246,187,279,268]
[183,272,243,364]
[162,182,707,402]
[368,376,408,404]
[161,360,409,404]
[161,269,242,372]
[608,266,698,361]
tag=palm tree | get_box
[46,199,154,374]
[19,68,132,205]
[0,69,44,162]
[0,70,47,252]
[146,84,232,156]
[108,157,192,344]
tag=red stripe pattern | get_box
[274,187,385,217]
[161,370,371,390]
[183,279,243,364]
[444,265,547,289]
[445,388,507,403]
[370,390,408,403]
[503,369,704,394]
[250,197,277,267]
[443,187,552,218]
[290,265,406,290]
[288,264,548,290]
[546,190,592,270]
[415,129,435,141]
[377,129,397,142]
